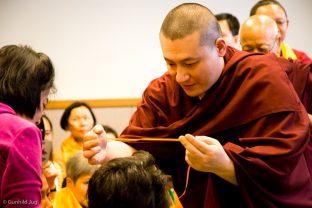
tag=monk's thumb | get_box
[93,124,106,136]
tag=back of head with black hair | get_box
[0,45,55,119]
[215,13,240,36]
[160,3,221,47]
[88,150,170,208]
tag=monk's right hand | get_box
[83,124,108,165]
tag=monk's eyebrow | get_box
[164,57,198,62]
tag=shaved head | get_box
[160,3,221,47]
[240,15,280,54]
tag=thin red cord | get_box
[178,165,191,199]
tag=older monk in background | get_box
[240,15,312,127]
[250,0,312,64]
[240,15,280,54]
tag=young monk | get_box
[83,3,312,207]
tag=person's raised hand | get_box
[83,124,108,165]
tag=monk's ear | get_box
[215,38,226,57]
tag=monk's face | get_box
[160,31,225,98]
[218,20,239,49]
[240,25,279,54]
[255,4,288,43]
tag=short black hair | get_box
[102,124,118,138]
[215,13,240,36]
[88,150,170,208]
[250,0,288,19]
[0,45,55,119]
[60,101,96,130]
[160,3,221,47]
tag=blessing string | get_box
[178,165,191,199]
[113,138,192,199]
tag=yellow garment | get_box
[53,187,82,208]
[168,188,183,208]
[61,136,83,164]
[280,42,298,60]
[52,150,66,189]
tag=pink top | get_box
[0,103,42,207]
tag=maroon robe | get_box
[293,48,312,65]
[121,47,312,208]
[281,58,312,114]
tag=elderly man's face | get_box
[240,27,279,54]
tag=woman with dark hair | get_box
[60,101,96,164]
[0,44,55,207]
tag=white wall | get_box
[0,0,311,100]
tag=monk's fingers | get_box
[187,135,223,155]
[83,147,102,165]
[182,134,217,155]
[184,150,208,172]
[83,137,101,151]
[196,136,220,146]
[83,124,106,143]
[179,134,204,156]
[93,124,107,135]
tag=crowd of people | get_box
[0,0,311,208]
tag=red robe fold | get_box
[121,47,312,208]
[281,58,312,114]
[293,48,312,65]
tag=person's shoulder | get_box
[224,47,277,69]
[0,112,38,136]
[54,187,82,207]
[144,72,178,95]
[292,48,312,65]
[226,50,281,74]
[148,72,174,86]
[61,136,75,146]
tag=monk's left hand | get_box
[179,134,237,185]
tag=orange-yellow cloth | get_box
[280,41,297,60]
[169,188,183,208]
[53,187,82,208]
[61,136,83,164]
